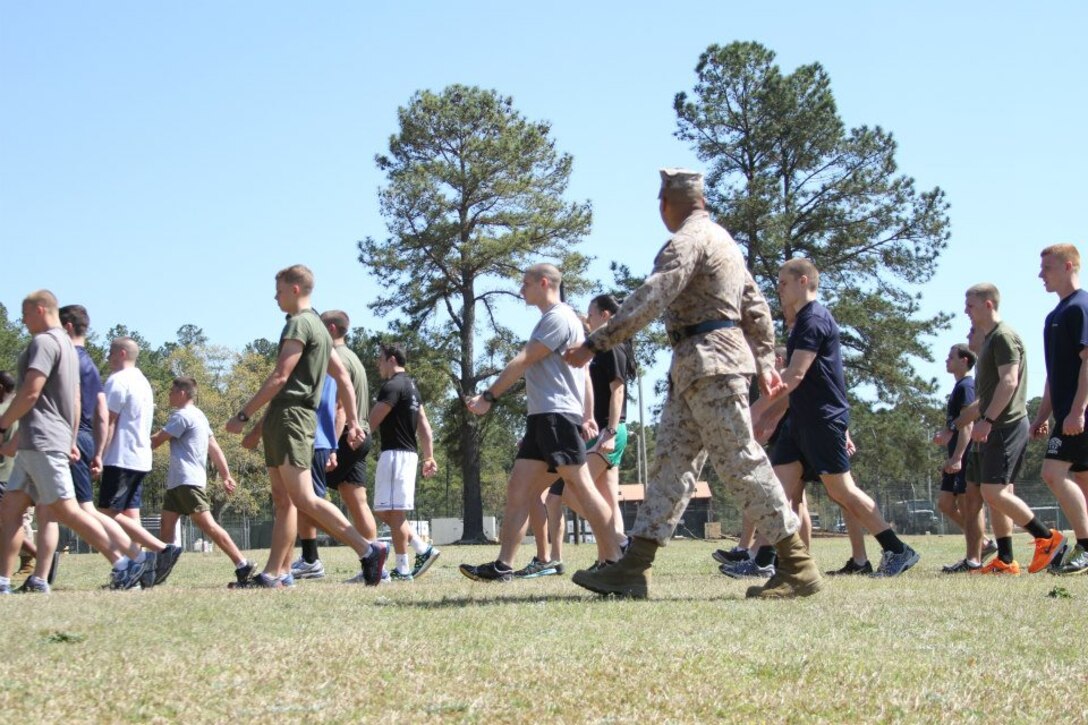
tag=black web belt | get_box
[668,319,738,346]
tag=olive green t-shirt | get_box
[334,343,369,432]
[975,321,1028,425]
[271,309,331,410]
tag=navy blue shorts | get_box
[517,413,586,472]
[69,429,96,505]
[311,448,331,499]
[326,431,372,490]
[773,417,850,476]
[98,466,146,510]
[940,468,967,495]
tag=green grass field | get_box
[2,534,1086,723]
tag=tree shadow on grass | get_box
[371,592,747,609]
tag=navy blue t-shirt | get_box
[787,301,850,426]
[945,376,975,458]
[76,346,104,433]
[1044,289,1088,423]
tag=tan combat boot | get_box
[571,536,657,599]
[745,532,823,599]
[16,554,34,575]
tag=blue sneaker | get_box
[290,558,325,580]
[719,559,774,579]
[389,569,413,582]
[17,576,51,594]
[139,552,159,590]
[513,557,558,578]
[872,544,920,577]
[411,546,441,579]
[110,557,148,590]
[153,545,183,585]
[359,542,389,586]
[229,572,284,589]
[278,572,297,588]
[0,582,13,594]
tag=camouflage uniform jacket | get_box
[586,210,776,396]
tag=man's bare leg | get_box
[338,483,378,540]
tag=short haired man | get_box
[1029,245,1088,574]
[0,290,148,593]
[932,343,988,572]
[774,257,919,577]
[368,343,438,581]
[565,170,820,600]
[99,336,184,586]
[962,283,1064,574]
[461,263,624,581]
[150,377,254,585]
[225,264,387,587]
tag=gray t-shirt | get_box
[524,303,586,417]
[16,327,78,454]
[164,405,212,489]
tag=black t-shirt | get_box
[589,346,628,428]
[376,372,421,452]
[1044,289,1088,423]
[787,300,850,426]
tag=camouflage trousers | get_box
[631,374,798,546]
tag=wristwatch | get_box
[481,390,497,404]
[948,422,957,432]
[604,426,618,436]
[982,415,996,425]
[236,410,250,423]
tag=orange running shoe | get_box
[971,558,1021,575]
[1028,529,1067,574]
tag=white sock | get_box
[135,552,147,564]
[409,536,429,555]
[114,556,130,570]
[235,560,249,570]
[396,554,410,574]
[0,576,10,587]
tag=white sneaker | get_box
[291,559,325,579]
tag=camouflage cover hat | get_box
[659,168,704,200]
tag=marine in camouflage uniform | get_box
[566,168,821,600]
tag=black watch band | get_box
[481,390,497,404]
[236,410,250,423]
[982,415,996,425]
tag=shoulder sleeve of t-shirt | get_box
[962,378,976,404]
[163,410,189,439]
[791,311,826,353]
[280,315,312,344]
[376,378,400,407]
[602,347,623,383]
[83,360,105,397]
[1069,300,1088,349]
[25,334,60,377]
[990,330,1022,367]
[531,309,574,352]
[949,384,966,411]
[105,375,127,413]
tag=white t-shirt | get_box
[103,366,154,471]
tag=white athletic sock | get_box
[0,576,10,588]
[235,559,249,570]
[135,552,147,564]
[409,536,429,555]
[361,543,374,560]
[396,554,410,574]
[114,556,130,570]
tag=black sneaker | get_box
[459,561,513,582]
[139,551,159,589]
[941,558,981,574]
[234,561,255,585]
[359,542,389,586]
[411,546,441,579]
[825,558,873,576]
[154,545,183,585]
[712,546,751,565]
[17,575,50,594]
[980,539,999,563]
[228,572,283,589]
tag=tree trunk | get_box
[458,280,488,542]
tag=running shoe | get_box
[17,575,50,594]
[291,558,326,580]
[1058,543,1088,576]
[279,572,297,588]
[719,560,774,579]
[971,558,1021,575]
[139,551,159,590]
[459,561,514,582]
[941,559,981,574]
[389,569,414,582]
[229,572,284,589]
[154,544,183,585]
[872,545,920,577]
[712,546,751,565]
[234,562,255,586]
[411,546,441,579]
[0,582,11,595]
[825,558,873,576]
[359,542,389,586]
[980,539,998,563]
[513,556,559,579]
[1028,529,1066,574]
[110,557,149,590]
[552,560,566,575]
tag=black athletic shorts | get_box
[517,413,586,471]
[1045,430,1088,472]
[940,468,967,495]
[327,432,373,490]
[99,466,147,510]
[978,417,1028,484]
[772,417,849,477]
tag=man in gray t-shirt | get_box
[0,290,149,593]
[459,263,623,582]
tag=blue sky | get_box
[2,2,1085,411]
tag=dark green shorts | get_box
[263,404,317,468]
[162,485,211,515]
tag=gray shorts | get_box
[978,418,1029,485]
[7,450,75,505]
